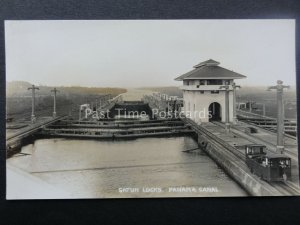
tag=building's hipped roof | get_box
[193,59,220,68]
[175,59,246,81]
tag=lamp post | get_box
[232,82,241,124]
[28,85,39,123]
[220,85,231,132]
[267,80,290,154]
[51,88,59,118]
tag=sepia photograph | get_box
[5,19,299,199]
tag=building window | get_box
[207,79,223,85]
[211,90,219,94]
[196,85,200,88]
[200,91,204,94]
[224,80,230,85]
[200,80,205,85]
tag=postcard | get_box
[5,19,299,199]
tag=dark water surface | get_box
[7,136,247,198]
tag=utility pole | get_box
[28,85,39,123]
[220,85,231,132]
[268,80,290,154]
[51,88,59,117]
[232,82,241,124]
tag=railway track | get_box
[183,119,246,161]
[212,121,298,160]
[6,115,67,142]
[236,110,297,138]
[241,120,297,139]
[286,181,300,194]
[210,121,300,195]
[182,118,287,196]
[269,181,300,195]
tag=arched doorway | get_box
[208,102,221,121]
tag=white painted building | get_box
[175,59,246,123]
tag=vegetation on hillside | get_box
[6,81,127,97]
[6,81,127,119]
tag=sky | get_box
[5,20,296,88]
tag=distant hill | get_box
[6,81,127,97]
[6,81,128,119]
[6,81,33,97]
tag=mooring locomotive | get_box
[245,144,291,182]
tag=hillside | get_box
[6,81,127,97]
[6,81,127,119]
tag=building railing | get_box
[180,85,233,91]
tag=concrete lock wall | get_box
[197,133,282,196]
[183,90,234,123]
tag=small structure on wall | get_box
[175,59,246,124]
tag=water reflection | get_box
[7,136,247,198]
